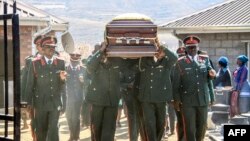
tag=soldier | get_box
[173,35,215,141]
[138,40,178,141]
[26,36,67,141]
[120,59,147,141]
[81,58,91,128]
[170,46,186,141]
[21,35,44,141]
[65,50,87,141]
[85,42,123,141]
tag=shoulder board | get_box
[178,56,186,61]
[55,56,65,61]
[32,57,41,62]
[33,55,42,60]
[198,54,209,58]
[25,55,34,60]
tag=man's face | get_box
[186,45,198,56]
[43,45,56,58]
[237,59,243,66]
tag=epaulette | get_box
[25,55,34,60]
[32,57,41,62]
[55,56,65,61]
[178,56,186,61]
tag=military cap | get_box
[33,35,44,45]
[183,35,200,47]
[41,36,57,47]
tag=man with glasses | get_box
[26,36,67,141]
[65,50,87,141]
[173,35,215,141]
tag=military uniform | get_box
[26,36,66,141]
[138,47,178,141]
[120,59,147,141]
[173,55,215,141]
[65,63,87,140]
[86,50,122,141]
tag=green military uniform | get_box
[120,59,147,141]
[86,50,122,141]
[173,55,215,141]
[26,56,66,141]
[138,47,178,141]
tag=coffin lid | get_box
[112,13,153,21]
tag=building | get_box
[0,0,69,66]
[0,0,69,108]
[158,0,250,71]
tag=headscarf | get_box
[237,55,248,65]
[218,56,228,68]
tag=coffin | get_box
[105,13,158,58]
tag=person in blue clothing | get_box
[214,56,232,87]
[232,55,250,114]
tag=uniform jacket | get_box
[26,56,66,111]
[86,51,122,106]
[138,48,178,103]
[21,55,34,102]
[173,55,215,106]
[66,64,87,103]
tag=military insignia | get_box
[185,58,191,64]
[156,65,164,68]
[57,106,61,111]
[198,57,205,64]
[200,65,206,69]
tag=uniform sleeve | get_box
[25,61,36,106]
[206,58,215,103]
[60,61,67,112]
[172,62,182,102]
[86,50,104,74]
[208,79,215,103]
[162,47,178,68]
[21,58,32,102]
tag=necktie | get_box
[48,60,52,65]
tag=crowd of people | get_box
[20,34,250,141]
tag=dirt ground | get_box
[20,111,212,141]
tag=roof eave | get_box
[158,25,250,34]
[0,17,69,31]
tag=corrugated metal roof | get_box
[160,0,250,28]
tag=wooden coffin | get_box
[105,13,158,58]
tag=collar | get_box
[44,56,54,64]
[70,64,80,70]
[188,54,198,62]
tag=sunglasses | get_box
[187,46,197,49]
[44,45,56,49]
[70,54,81,57]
